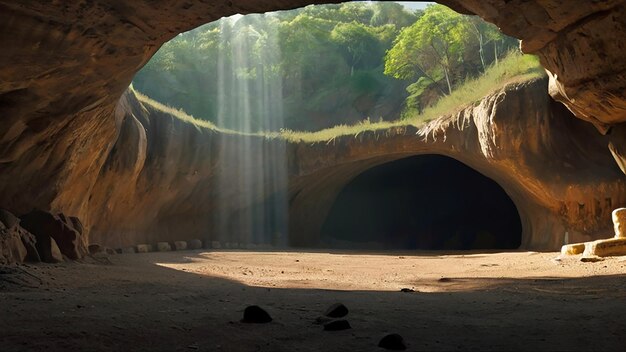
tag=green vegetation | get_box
[133,2,520,133]
[279,51,544,143]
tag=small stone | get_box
[211,241,221,249]
[324,303,349,318]
[105,247,116,255]
[174,241,187,250]
[400,288,415,292]
[187,239,203,250]
[241,305,272,324]
[378,333,407,350]
[136,244,153,253]
[156,242,171,252]
[323,319,351,331]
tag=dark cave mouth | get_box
[321,154,522,250]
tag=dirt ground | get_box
[1,249,625,351]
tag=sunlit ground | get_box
[4,249,626,351]
[155,250,626,292]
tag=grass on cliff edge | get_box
[281,51,545,143]
[135,51,544,143]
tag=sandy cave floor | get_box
[1,250,626,351]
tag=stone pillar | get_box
[612,208,626,238]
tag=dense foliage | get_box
[133,2,517,132]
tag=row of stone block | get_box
[93,239,276,255]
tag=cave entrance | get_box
[321,154,522,250]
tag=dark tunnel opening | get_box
[321,155,522,250]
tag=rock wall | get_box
[83,78,625,250]
[439,0,626,133]
[0,1,625,251]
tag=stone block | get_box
[173,241,187,250]
[583,237,626,257]
[156,242,171,252]
[187,239,203,250]
[136,244,153,253]
[612,208,626,238]
[561,243,585,256]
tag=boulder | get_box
[120,246,136,254]
[156,242,171,252]
[0,209,20,230]
[20,230,40,262]
[20,210,87,260]
[0,227,28,264]
[136,244,153,253]
[0,208,40,263]
[173,241,187,250]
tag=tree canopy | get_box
[133,2,518,131]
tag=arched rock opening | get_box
[320,155,522,250]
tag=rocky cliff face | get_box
[0,1,625,251]
[82,78,624,250]
[440,0,626,133]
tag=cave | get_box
[321,155,522,250]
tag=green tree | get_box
[384,4,469,95]
[370,2,418,29]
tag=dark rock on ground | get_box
[324,303,349,318]
[0,209,20,230]
[378,333,407,350]
[323,319,351,331]
[400,288,415,292]
[0,209,40,264]
[20,210,87,260]
[0,226,28,264]
[241,305,272,324]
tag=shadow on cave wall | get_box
[321,154,522,250]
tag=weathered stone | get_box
[612,208,626,238]
[48,237,64,263]
[187,239,203,250]
[120,247,136,254]
[561,243,586,256]
[324,303,349,318]
[211,241,221,249]
[0,209,20,230]
[105,247,116,255]
[0,1,624,252]
[0,227,28,264]
[20,230,40,262]
[241,305,272,324]
[378,333,407,350]
[20,210,87,260]
[583,238,626,257]
[323,319,351,331]
[136,244,153,253]
[173,241,187,251]
[156,242,171,252]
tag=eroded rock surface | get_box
[440,0,626,132]
[0,1,625,251]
